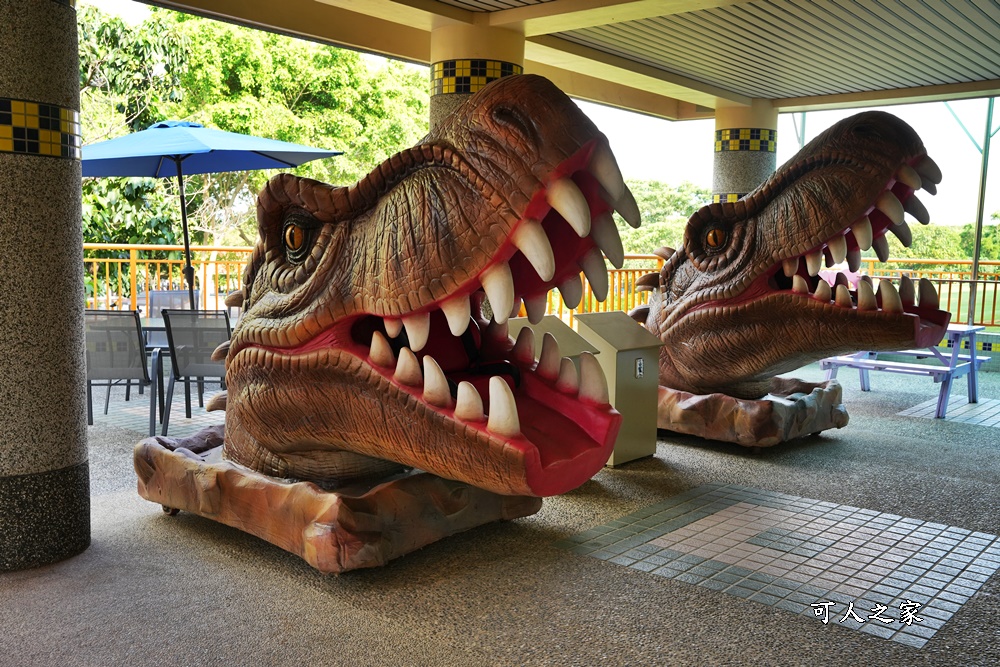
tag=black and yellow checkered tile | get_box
[52,0,76,7]
[431,60,522,96]
[0,98,81,159]
[715,128,776,152]
[712,193,746,203]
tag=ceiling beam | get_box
[314,0,472,32]
[526,35,750,108]
[775,80,1000,113]
[487,0,751,37]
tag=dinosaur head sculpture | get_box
[635,111,950,399]
[220,75,640,497]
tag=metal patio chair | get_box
[83,309,158,436]
[160,309,230,435]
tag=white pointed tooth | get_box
[440,296,471,337]
[524,293,547,324]
[852,216,873,251]
[510,297,523,319]
[559,273,584,309]
[579,249,609,302]
[805,251,823,277]
[616,186,641,228]
[369,330,396,368]
[828,235,848,264]
[896,164,922,190]
[402,312,430,352]
[393,347,422,386]
[422,356,453,408]
[875,191,904,225]
[814,280,832,302]
[512,219,555,282]
[384,318,403,338]
[481,261,515,325]
[512,326,535,365]
[857,279,877,311]
[590,144,626,202]
[915,155,942,184]
[792,275,809,294]
[454,381,485,422]
[889,220,912,247]
[847,247,861,272]
[782,257,799,278]
[546,178,591,237]
[899,274,915,305]
[537,332,561,380]
[904,194,930,224]
[556,357,579,394]
[879,279,903,313]
[872,235,890,262]
[578,352,609,405]
[486,377,520,437]
[922,180,937,196]
[918,278,939,309]
[591,211,625,269]
[835,284,853,308]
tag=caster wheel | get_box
[162,505,179,516]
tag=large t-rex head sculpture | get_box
[218,75,641,497]
[634,111,950,399]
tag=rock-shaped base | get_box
[657,378,849,448]
[133,427,542,574]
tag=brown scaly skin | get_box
[218,75,639,497]
[632,111,950,399]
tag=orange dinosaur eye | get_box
[705,228,727,248]
[284,223,305,252]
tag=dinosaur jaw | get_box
[227,142,637,496]
[713,155,951,348]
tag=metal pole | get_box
[967,97,994,325]
[174,158,197,310]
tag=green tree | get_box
[616,180,711,256]
[959,221,1000,261]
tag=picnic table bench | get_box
[820,324,989,418]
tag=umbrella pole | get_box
[174,160,197,310]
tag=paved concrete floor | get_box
[3,364,999,666]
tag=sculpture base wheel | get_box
[133,426,542,574]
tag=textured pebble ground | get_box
[2,364,999,666]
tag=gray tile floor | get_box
[557,483,1000,648]
[87,379,225,438]
[899,397,1000,426]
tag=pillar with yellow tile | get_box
[712,99,778,203]
[0,0,89,570]
[429,24,525,130]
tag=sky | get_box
[83,0,999,228]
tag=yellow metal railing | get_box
[82,244,1000,327]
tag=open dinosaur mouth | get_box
[740,154,951,347]
[258,141,639,496]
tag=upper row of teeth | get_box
[368,324,609,438]
[782,157,940,276]
[793,273,940,313]
[385,145,638,352]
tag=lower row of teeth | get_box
[368,326,609,438]
[793,273,939,312]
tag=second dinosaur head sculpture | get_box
[634,111,950,399]
[217,75,641,497]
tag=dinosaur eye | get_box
[281,216,316,264]
[705,228,727,249]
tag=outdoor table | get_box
[820,324,989,418]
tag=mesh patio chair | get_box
[161,309,230,435]
[83,310,159,436]
[144,289,200,348]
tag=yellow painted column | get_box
[712,99,778,203]
[0,0,89,570]
[429,24,525,129]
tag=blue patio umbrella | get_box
[83,120,342,309]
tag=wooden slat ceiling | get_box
[147,0,1000,120]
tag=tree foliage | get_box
[616,180,711,255]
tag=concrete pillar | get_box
[0,0,89,571]
[429,23,525,130]
[712,99,778,203]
